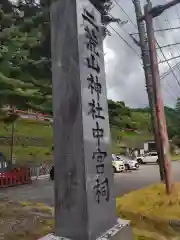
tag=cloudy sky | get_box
[10,0,180,108]
[104,0,180,108]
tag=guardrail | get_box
[0,167,31,188]
[5,107,53,122]
[0,163,52,188]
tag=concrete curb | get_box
[31,174,49,181]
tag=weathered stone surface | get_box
[50,0,132,239]
[38,219,132,240]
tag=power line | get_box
[109,12,137,44]
[159,41,180,49]
[113,1,178,75]
[114,0,137,28]
[171,1,180,70]
[155,18,180,96]
[154,17,180,92]
[130,26,180,35]
[159,55,180,64]
[113,0,163,62]
[147,14,178,101]
[166,0,180,98]
[153,17,180,86]
[162,83,178,100]
[113,0,180,99]
[174,4,180,25]
[129,31,180,50]
[160,62,180,80]
[108,25,142,61]
[109,24,176,101]
[157,42,180,86]
[160,8,180,74]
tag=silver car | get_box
[116,155,139,170]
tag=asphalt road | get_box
[1,162,180,206]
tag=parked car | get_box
[112,154,125,173]
[136,152,158,164]
[116,155,139,170]
[50,153,126,179]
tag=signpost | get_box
[40,0,132,239]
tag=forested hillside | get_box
[0,0,120,114]
[0,0,180,162]
[108,100,180,149]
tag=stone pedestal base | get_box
[97,218,132,240]
[38,218,132,240]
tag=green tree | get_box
[0,1,52,114]
[0,0,121,115]
[108,100,134,130]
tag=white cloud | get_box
[9,0,180,108]
[104,0,180,108]
[104,41,116,76]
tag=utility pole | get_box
[10,106,15,164]
[140,0,180,21]
[144,1,173,194]
[132,0,164,181]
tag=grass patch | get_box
[0,201,54,240]
[0,145,52,164]
[117,183,180,239]
[172,155,180,161]
[0,119,53,163]
[2,186,180,240]
[0,119,154,164]
[0,119,52,140]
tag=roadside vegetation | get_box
[3,184,180,240]
[0,100,180,163]
[117,183,180,239]
[1,0,180,164]
[1,1,180,239]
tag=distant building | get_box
[143,140,156,153]
[123,140,174,157]
[123,140,155,157]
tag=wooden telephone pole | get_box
[132,0,165,182]
[143,1,176,194]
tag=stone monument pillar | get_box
[39,0,132,239]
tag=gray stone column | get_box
[39,0,132,239]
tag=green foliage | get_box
[0,0,51,114]
[0,0,122,116]
[108,100,132,129]
[108,100,180,150]
[1,0,180,156]
[0,118,52,163]
[108,100,151,133]
[166,99,180,146]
